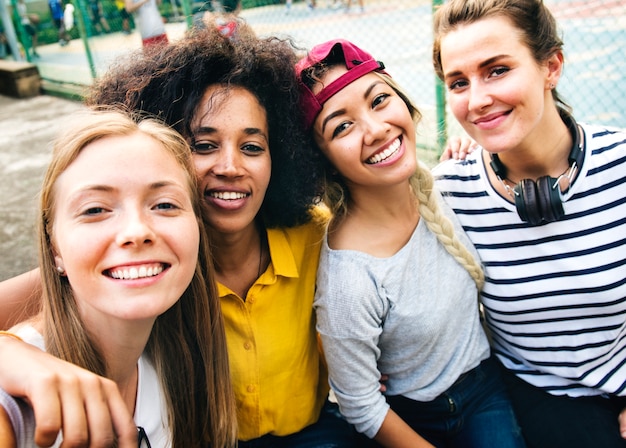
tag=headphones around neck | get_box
[489,111,584,226]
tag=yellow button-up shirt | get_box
[218,211,330,441]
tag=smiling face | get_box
[190,85,271,236]
[51,132,199,327]
[312,67,417,191]
[439,15,561,153]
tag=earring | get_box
[56,265,65,275]
[549,83,555,89]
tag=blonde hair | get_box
[38,107,237,446]
[409,163,484,290]
[316,73,484,290]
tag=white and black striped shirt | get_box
[433,123,626,397]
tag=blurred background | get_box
[3,0,625,145]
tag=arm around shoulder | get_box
[0,269,42,330]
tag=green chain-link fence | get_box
[4,0,625,155]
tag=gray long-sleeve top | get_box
[314,202,490,438]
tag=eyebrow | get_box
[320,80,385,134]
[193,126,269,143]
[67,181,186,205]
[74,181,181,193]
[444,54,509,80]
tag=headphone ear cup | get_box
[536,176,564,223]
[514,179,543,226]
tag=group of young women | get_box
[1,0,625,447]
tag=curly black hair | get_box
[87,26,321,228]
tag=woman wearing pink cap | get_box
[296,40,525,447]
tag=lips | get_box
[105,263,168,280]
[208,191,249,200]
[366,137,402,164]
[472,110,511,130]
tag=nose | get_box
[212,144,244,178]
[116,209,155,247]
[467,81,493,113]
[361,111,390,146]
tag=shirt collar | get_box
[217,227,299,298]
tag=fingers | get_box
[379,373,389,393]
[619,408,626,439]
[34,371,136,448]
[27,376,71,446]
[28,369,114,448]
[0,339,134,447]
[100,380,136,448]
[439,136,478,162]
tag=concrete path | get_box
[0,94,85,280]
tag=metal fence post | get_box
[73,0,98,79]
[9,0,30,60]
[432,0,446,153]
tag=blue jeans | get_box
[237,400,359,448]
[386,356,526,448]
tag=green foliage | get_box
[241,0,281,8]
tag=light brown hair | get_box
[38,107,237,447]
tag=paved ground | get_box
[0,94,85,280]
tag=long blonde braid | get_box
[410,163,485,291]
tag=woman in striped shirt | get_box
[432,0,626,446]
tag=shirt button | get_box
[244,341,252,350]
[247,385,255,393]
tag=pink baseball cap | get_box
[295,39,387,130]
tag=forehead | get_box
[56,133,187,193]
[440,16,526,71]
[193,85,268,129]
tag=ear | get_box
[545,50,564,90]
[54,254,66,276]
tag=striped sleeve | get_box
[433,124,626,397]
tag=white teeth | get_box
[109,265,164,280]
[210,191,248,200]
[367,138,401,164]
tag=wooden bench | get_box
[0,60,41,98]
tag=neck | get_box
[74,319,148,415]
[487,110,583,203]
[348,181,417,225]
[210,223,268,298]
[493,109,573,182]
[328,180,419,257]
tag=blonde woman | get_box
[0,109,236,447]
